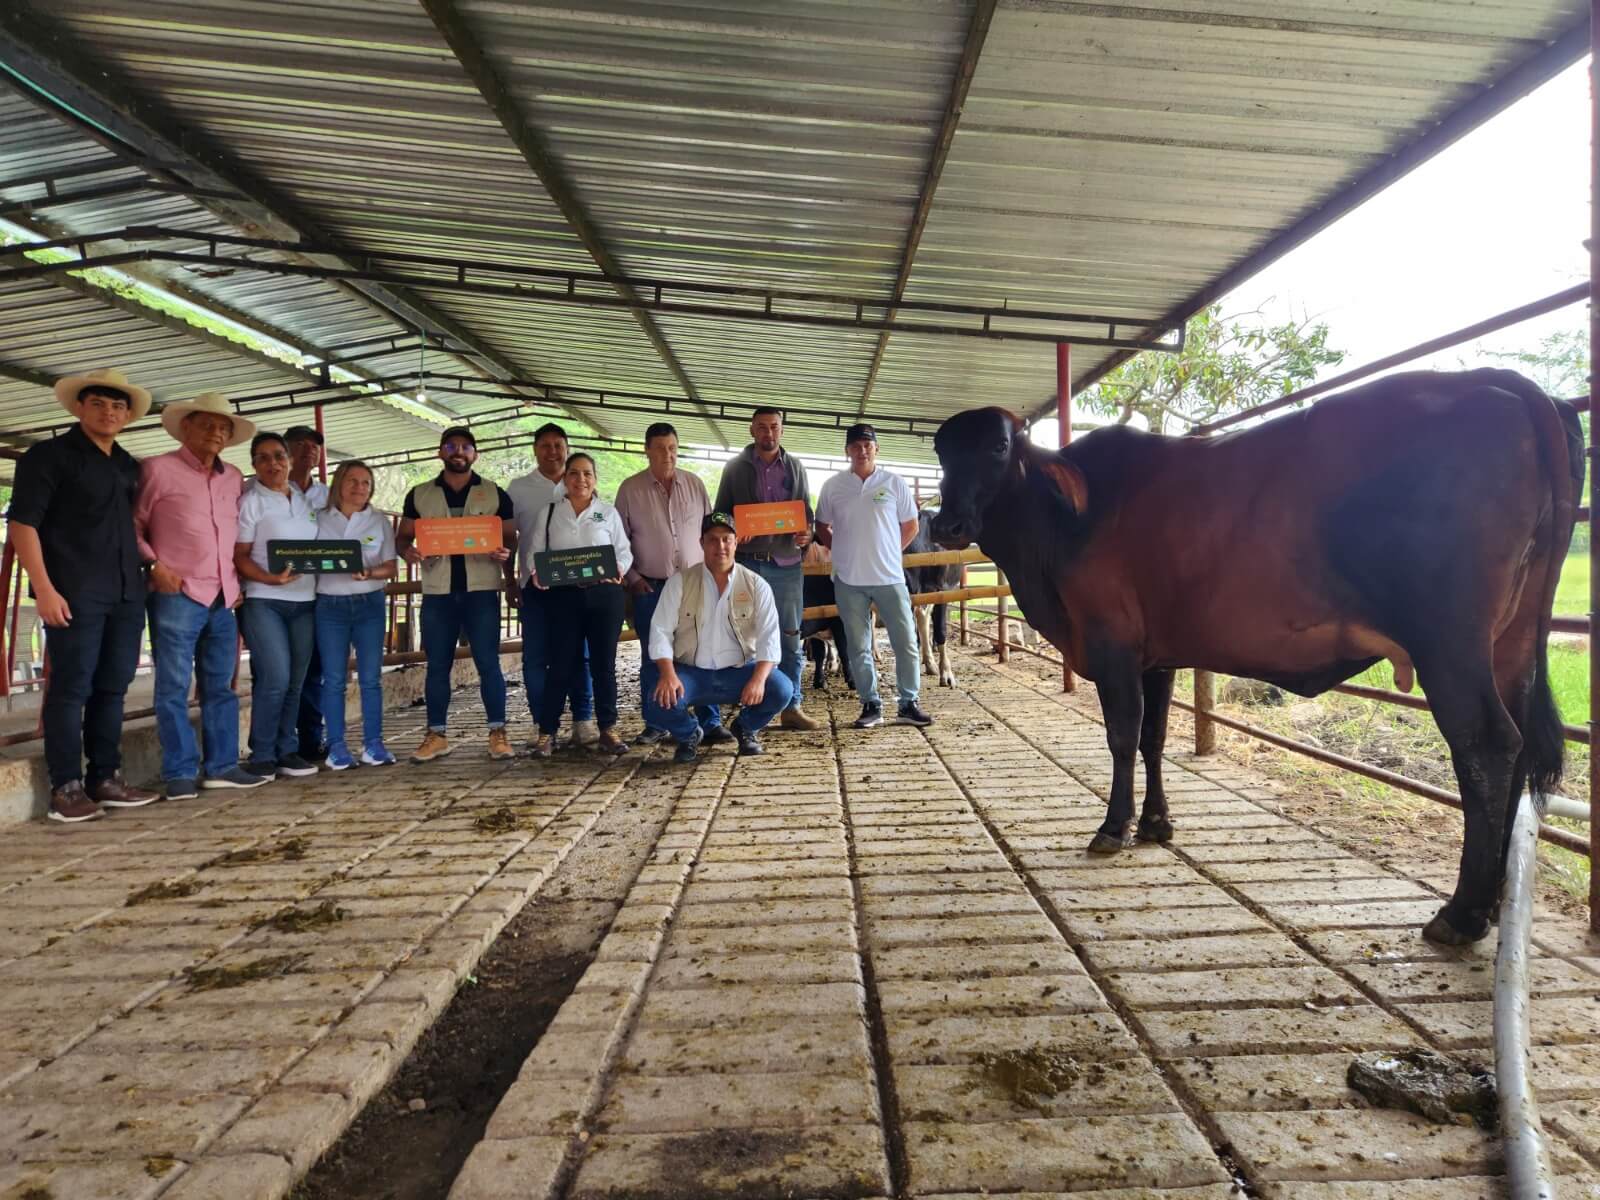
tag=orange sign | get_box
[414,515,504,557]
[733,500,807,539]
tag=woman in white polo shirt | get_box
[315,460,398,770]
[526,452,633,758]
[234,432,326,780]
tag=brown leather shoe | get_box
[779,706,820,731]
[91,772,161,809]
[410,731,452,764]
[48,781,104,824]
[596,728,629,755]
[487,728,515,760]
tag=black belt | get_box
[736,552,795,565]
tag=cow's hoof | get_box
[1136,816,1174,844]
[1086,827,1133,855]
[1421,907,1490,946]
[940,673,955,688]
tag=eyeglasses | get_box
[441,440,474,453]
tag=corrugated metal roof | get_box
[1,0,1588,469]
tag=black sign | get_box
[535,545,619,588]
[267,539,364,575]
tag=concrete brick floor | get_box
[2,643,1599,1199]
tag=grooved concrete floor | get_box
[3,643,1599,1200]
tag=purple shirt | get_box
[753,454,800,567]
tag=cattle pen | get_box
[1,2,1600,1199]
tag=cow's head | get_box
[931,407,1087,547]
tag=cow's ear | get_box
[1040,459,1088,515]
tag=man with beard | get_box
[713,407,819,731]
[397,427,517,763]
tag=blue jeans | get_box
[632,581,720,732]
[835,581,920,708]
[316,591,387,753]
[42,592,145,789]
[297,637,324,756]
[421,591,507,732]
[521,582,592,724]
[741,558,803,710]
[644,664,793,743]
[148,592,241,781]
[241,597,316,765]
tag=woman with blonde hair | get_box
[315,459,398,769]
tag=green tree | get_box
[1079,304,1346,434]
[1484,327,1588,400]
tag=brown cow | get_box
[931,369,1583,945]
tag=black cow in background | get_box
[801,544,852,693]
[906,508,961,687]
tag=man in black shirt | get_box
[7,369,161,822]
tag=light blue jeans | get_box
[834,580,920,708]
[316,591,387,754]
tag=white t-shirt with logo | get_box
[315,505,397,597]
[815,467,918,588]
[237,479,324,601]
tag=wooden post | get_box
[958,564,969,646]
[1057,342,1075,692]
[996,569,1010,663]
[314,402,327,482]
[0,539,14,699]
[1194,669,1217,755]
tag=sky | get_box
[1025,57,1592,449]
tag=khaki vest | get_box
[410,479,505,595]
[673,564,762,664]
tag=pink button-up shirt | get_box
[613,468,710,581]
[134,446,244,608]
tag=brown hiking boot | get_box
[529,733,555,759]
[48,781,104,824]
[596,728,629,755]
[487,728,515,760]
[410,731,452,764]
[91,772,161,809]
[779,706,820,731]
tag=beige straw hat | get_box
[53,368,152,421]
[158,391,256,447]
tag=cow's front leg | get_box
[1088,658,1143,854]
[1137,669,1176,843]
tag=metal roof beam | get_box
[1026,17,1593,422]
[418,0,727,449]
[858,0,998,416]
[0,5,604,434]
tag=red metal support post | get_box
[1057,342,1075,693]
[1588,3,1598,934]
[314,402,327,482]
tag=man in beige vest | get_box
[396,426,517,763]
[645,512,793,764]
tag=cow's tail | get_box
[1521,382,1584,802]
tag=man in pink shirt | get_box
[614,421,725,746]
[134,392,270,798]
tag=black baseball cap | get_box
[701,511,737,537]
[283,424,324,446]
[844,422,877,446]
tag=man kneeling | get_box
[646,513,793,764]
